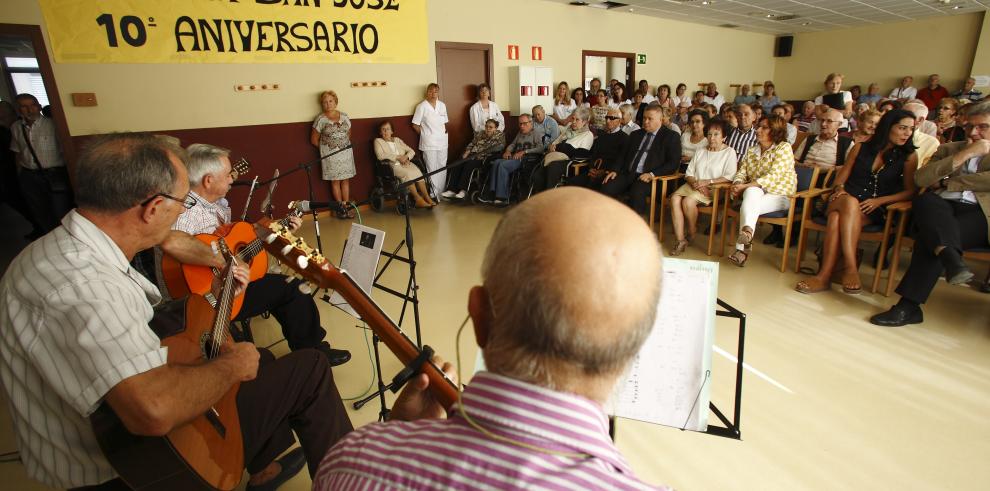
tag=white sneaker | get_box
[493,199,506,205]
[441,190,456,199]
[455,190,467,199]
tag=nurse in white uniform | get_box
[412,83,449,195]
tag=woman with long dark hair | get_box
[795,109,919,294]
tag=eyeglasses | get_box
[605,116,622,121]
[520,120,532,125]
[964,123,990,132]
[140,192,197,209]
[937,106,954,111]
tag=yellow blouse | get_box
[733,141,797,196]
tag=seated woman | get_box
[552,81,576,125]
[759,83,781,116]
[373,121,436,208]
[469,83,505,132]
[851,109,881,144]
[655,84,675,112]
[728,114,798,267]
[795,109,918,294]
[441,118,505,200]
[795,100,817,132]
[591,90,610,133]
[670,119,737,256]
[936,97,963,143]
[531,107,594,194]
[609,83,626,110]
[619,103,640,134]
[659,106,682,135]
[572,87,590,109]
[681,109,709,163]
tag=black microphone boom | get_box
[291,200,345,214]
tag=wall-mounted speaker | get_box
[775,36,793,57]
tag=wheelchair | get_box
[369,154,434,215]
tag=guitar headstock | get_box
[259,219,334,294]
[232,158,251,179]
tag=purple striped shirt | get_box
[313,371,668,490]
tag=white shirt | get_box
[686,146,738,182]
[412,99,449,151]
[888,86,917,100]
[468,100,505,132]
[0,210,168,488]
[553,99,576,121]
[641,94,657,104]
[703,93,725,111]
[671,95,689,108]
[939,156,981,204]
[786,123,797,144]
[9,116,65,170]
[622,121,641,135]
[681,131,708,160]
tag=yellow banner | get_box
[38,0,428,64]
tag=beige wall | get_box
[2,0,775,135]
[774,12,984,102]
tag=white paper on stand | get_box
[328,224,385,319]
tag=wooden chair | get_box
[794,191,902,294]
[792,131,809,153]
[695,183,729,256]
[721,166,822,272]
[650,172,684,238]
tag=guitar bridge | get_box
[204,407,226,438]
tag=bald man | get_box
[793,108,854,169]
[313,187,669,490]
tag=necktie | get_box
[631,132,654,173]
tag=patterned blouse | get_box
[464,129,506,158]
[733,141,797,196]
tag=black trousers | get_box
[234,274,327,351]
[445,158,485,193]
[18,167,73,233]
[895,193,989,304]
[531,160,569,194]
[600,173,653,214]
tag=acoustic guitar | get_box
[259,218,460,408]
[161,209,301,319]
[90,248,245,490]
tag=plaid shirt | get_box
[172,190,231,235]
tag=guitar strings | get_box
[454,314,591,460]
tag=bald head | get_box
[903,102,929,123]
[475,188,662,399]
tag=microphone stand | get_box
[240,176,260,222]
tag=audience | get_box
[917,74,950,112]
[795,109,918,294]
[670,119,737,256]
[795,100,817,132]
[552,81,576,125]
[759,82,781,115]
[954,76,983,102]
[601,106,682,214]
[620,103,641,134]
[793,108,854,169]
[703,82,725,111]
[935,97,960,143]
[681,109,709,163]
[903,102,940,166]
[570,107,628,190]
[878,98,901,114]
[813,73,854,131]
[771,104,798,145]
[672,83,690,108]
[532,105,561,144]
[859,83,882,106]
[610,83,626,110]
[482,113,545,205]
[441,119,505,200]
[728,115,798,267]
[726,103,758,163]
[734,84,756,106]
[531,107,594,194]
[638,79,656,104]
[374,121,436,208]
[592,90,610,133]
[943,101,970,143]
[655,84,675,111]
[588,78,603,106]
[889,76,917,102]
[851,108,882,144]
[660,106,682,135]
[573,86,590,109]
[469,83,505,132]
[871,101,990,327]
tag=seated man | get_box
[601,105,682,214]
[771,103,798,145]
[569,107,628,190]
[871,101,990,326]
[312,187,669,490]
[903,102,940,166]
[532,104,560,145]
[0,133,352,490]
[480,113,545,205]
[726,103,758,163]
[793,108,854,169]
[170,143,350,366]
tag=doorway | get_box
[435,41,493,155]
[581,50,635,100]
[0,24,72,165]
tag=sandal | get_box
[795,277,830,294]
[737,226,754,246]
[728,249,748,267]
[670,239,689,256]
[841,269,862,294]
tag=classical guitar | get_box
[162,207,301,319]
[259,218,460,409]
[90,249,244,490]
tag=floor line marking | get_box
[714,345,795,394]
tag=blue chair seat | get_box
[760,209,791,219]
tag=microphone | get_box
[291,200,344,213]
[231,180,254,187]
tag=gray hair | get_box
[532,105,545,115]
[572,106,591,122]
[619,103,635,119]
[74,133,184,213]
[186,143,231,186]
[966,101,990,118]
[480,205,659,389]
[903,102,929,120]
[518,113,532,122]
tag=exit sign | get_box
[637,53,646,64]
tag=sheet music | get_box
[329,224,385,319]
[608,258,718,432]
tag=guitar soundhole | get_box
[199,332,220,360]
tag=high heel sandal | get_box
[670,239,689,256]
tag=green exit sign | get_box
[637,53,646,64]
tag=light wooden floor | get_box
[1,200,989,490]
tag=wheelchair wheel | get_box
[370,188,385,212]
[470,190,482,205]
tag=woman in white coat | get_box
[468,83,505,132]
[412,83,449,194]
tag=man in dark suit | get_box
[600,105,681,214]
[871,101,990,326]
[569,107,627,190]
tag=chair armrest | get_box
[794,186,832,199]
[887,201,913,212]
[652,172,684,182]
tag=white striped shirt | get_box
[0,210,168,488]
[313,371,668,490]
[172,190,231,236]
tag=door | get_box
[435,42,493,155]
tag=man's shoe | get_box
[763,229,782,245]
[869,304,924,327]
[440,190,456,199]
[246,448,306,491]
[477,191,496,204]
[945,265,975,285]
[454,190,467,200]
[315,342,351,366]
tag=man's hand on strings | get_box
[389,358,457,422]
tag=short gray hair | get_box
[572,106,591,122]
[532,105,545,115]
[186,143,230,186]
[480,204,659,388]
[903,102,929,120]
[74,133,184,212]
[966,101,990,118]
[619,103,635,119]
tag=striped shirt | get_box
[9,116,65,170]
[313,371,667,490]
[0,210,168,488]
[172,190,231,235]
[726,126,757,164]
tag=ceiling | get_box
[541,0,989,34]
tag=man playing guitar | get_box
[167,143,350,366]
[0,134,352,490]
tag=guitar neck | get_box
[237,215,294,262]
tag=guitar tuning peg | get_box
[284,275,295,284]
[298,282,313,295]
[265,233,278,244]
[296,255,309,270]
[280,244,294,256]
